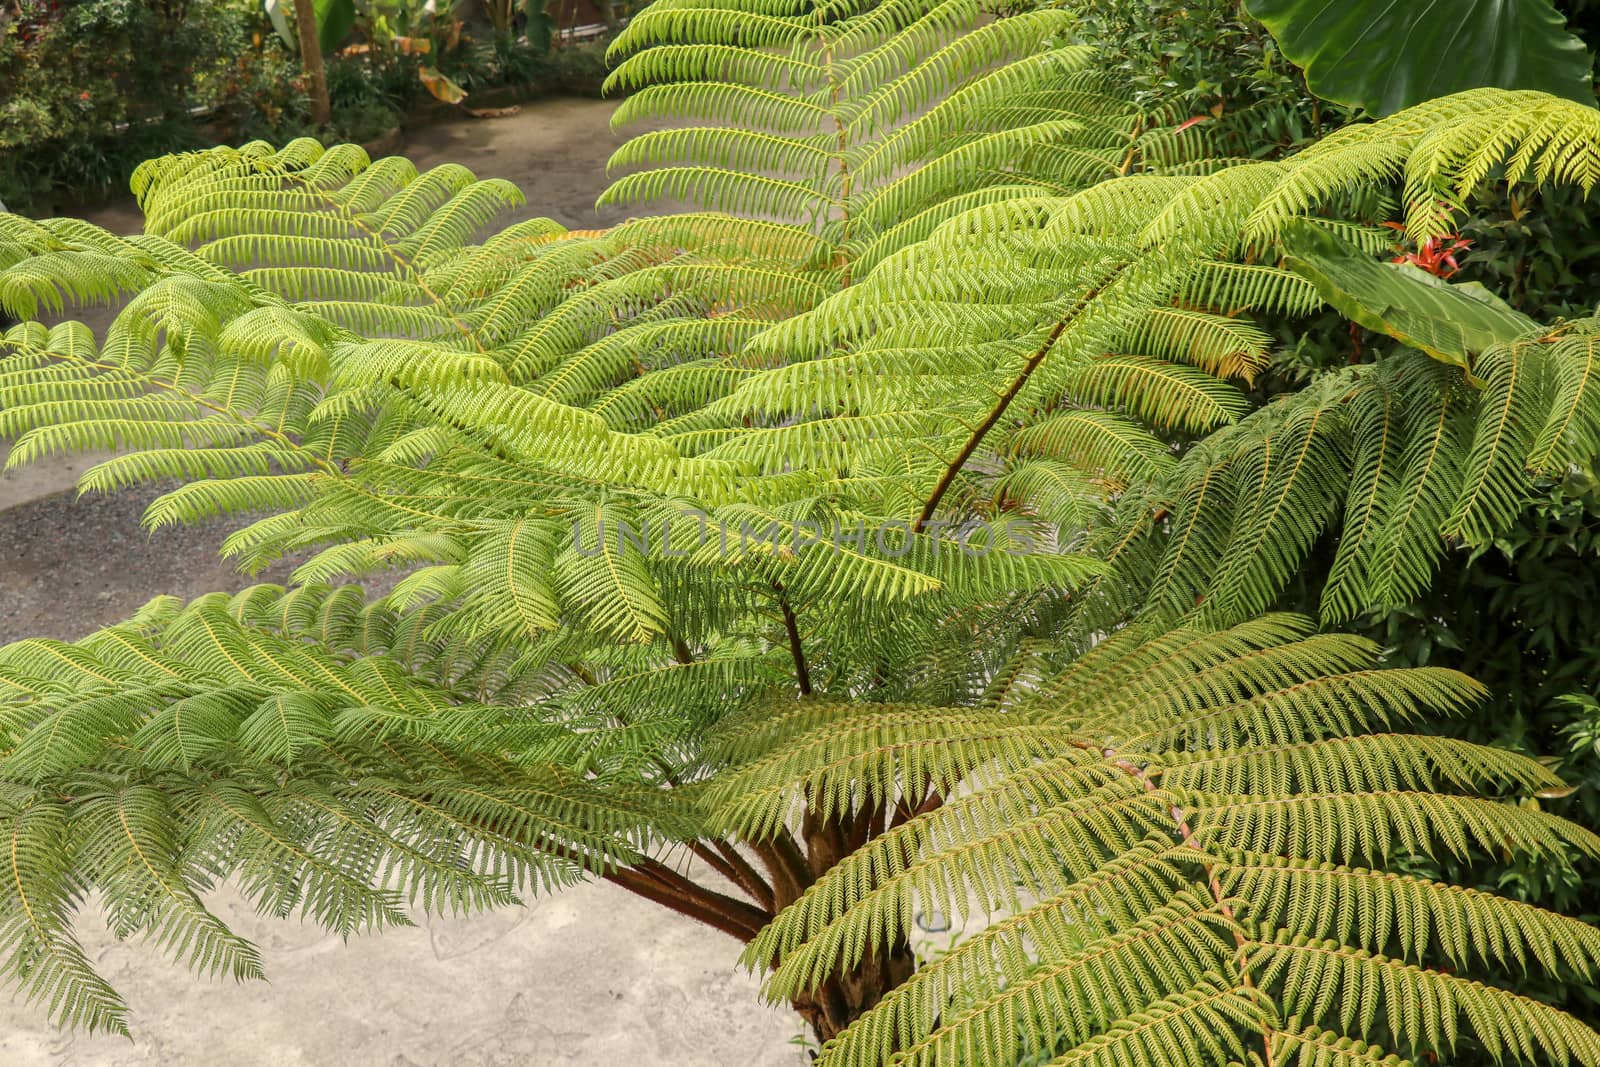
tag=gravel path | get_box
[0,481,307,643]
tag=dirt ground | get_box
[0,98,806,1066]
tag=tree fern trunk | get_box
[785,811,919,1051]
[790,939,917,1051]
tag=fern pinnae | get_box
[813,838,1190,1066]
[1318,363,1400,624]
[1351,363,1468,613]
[1178,260,1325,319]
[1188,788,1600,868]
[1024,616,1327,727]
[1195,731,1566,795]
[1214,852,1600,978]
[1114,667,1486,752]
[1441,336,1549,543]
[1203,393,1347,624]
[1251,934,1600,1066]
[1527,329,1600,471]
[744,770,1164,966]
[875,894,1244,1067]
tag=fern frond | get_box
[714,618,1600,1067]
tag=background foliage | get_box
[0,0,614,214]
[0,0,252,210]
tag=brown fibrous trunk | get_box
[789,938,918,1052]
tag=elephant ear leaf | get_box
[1244,0,1595,115]
[314,0,357,56]
[1281,222,1539,374]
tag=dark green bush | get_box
[0,0,253,210]
[0,1,617,214]
[1059,0,1345,156]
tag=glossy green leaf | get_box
[1281,222,1539,373]
[1244,0,1595,115]
[314,0,356,56]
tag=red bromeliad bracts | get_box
[1383,220,1473,278]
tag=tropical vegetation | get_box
[1242,0,1598,114]
[4,0,1600,1063]
[0,0,610,213]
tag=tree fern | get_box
[1,5,1600,1058]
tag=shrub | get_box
[0,0,253,210]
[0,0,616,213]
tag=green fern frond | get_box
[721,619,1600,1066]
[0,587,712,1031]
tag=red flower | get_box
[1383,221,1472,279]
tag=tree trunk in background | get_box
[291,0,332,126]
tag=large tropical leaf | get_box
[314,0,356,55]
[1281,222,1540,373]
[1244,0,1595,115]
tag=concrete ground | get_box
[0,98,807,1066]
[0,877,806,1067]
